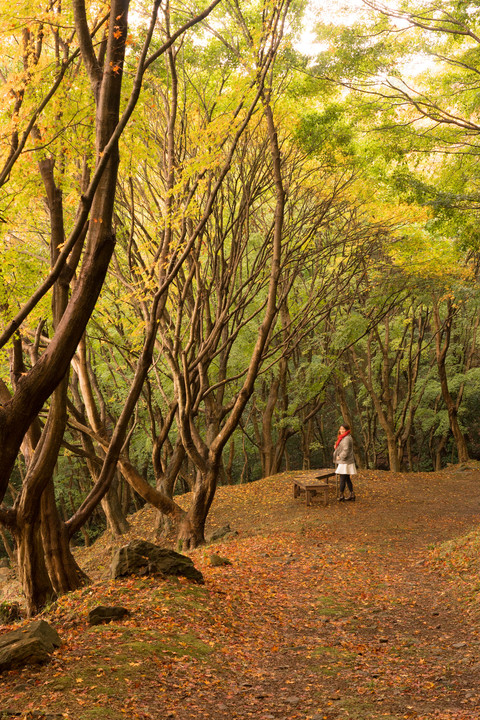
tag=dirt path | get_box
[177,468,480,720]
[2,469,480,720]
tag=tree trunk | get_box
[12,360,70,614]
[432,431,449,471]
[225,439,235,485]
[406,433,414,471]
[301,419,313,469]
[41,481,89,594]
[386,430,401,472]
[433,298,470,464]
[15,520,56,617]
[261,377,280,477]
[438,368,469,463]
[154,469,177,538]
[101,477,130,537]
[154,438,186,538]
[350,348,401,471]
[177,510,207,551]
[0,525,15,565]
[177,467,218,550]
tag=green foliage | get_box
[313,20,398,81]
[295,104,356,158]
[331,312,370,351]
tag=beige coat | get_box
[333,433,355,466]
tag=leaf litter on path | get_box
[1,468,480,720]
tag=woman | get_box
[333,423,356,502]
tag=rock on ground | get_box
[110,540,204,583]
[0,619,61,672]
[88,605,130,625]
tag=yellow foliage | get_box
[387,224,472,282]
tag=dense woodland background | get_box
[0,0,480,614]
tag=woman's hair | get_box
[341,422,350,431]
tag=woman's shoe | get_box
[346,493,356,502]
[338,495,345,502]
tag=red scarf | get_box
[335,429,350,449]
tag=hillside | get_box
[1,467,480,720]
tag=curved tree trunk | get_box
[0,1,132,616]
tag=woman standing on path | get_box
[333,423,356,502]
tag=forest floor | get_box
[1,466,480,720]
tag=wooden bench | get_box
[293,470,337,507]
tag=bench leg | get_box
[321,487,329,506]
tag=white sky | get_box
[296,0,366,55]
[296,0,436,78]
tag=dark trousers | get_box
[339,474,353,496]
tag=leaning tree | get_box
[0,0,221,615]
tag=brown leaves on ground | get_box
[1,467,480,720]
